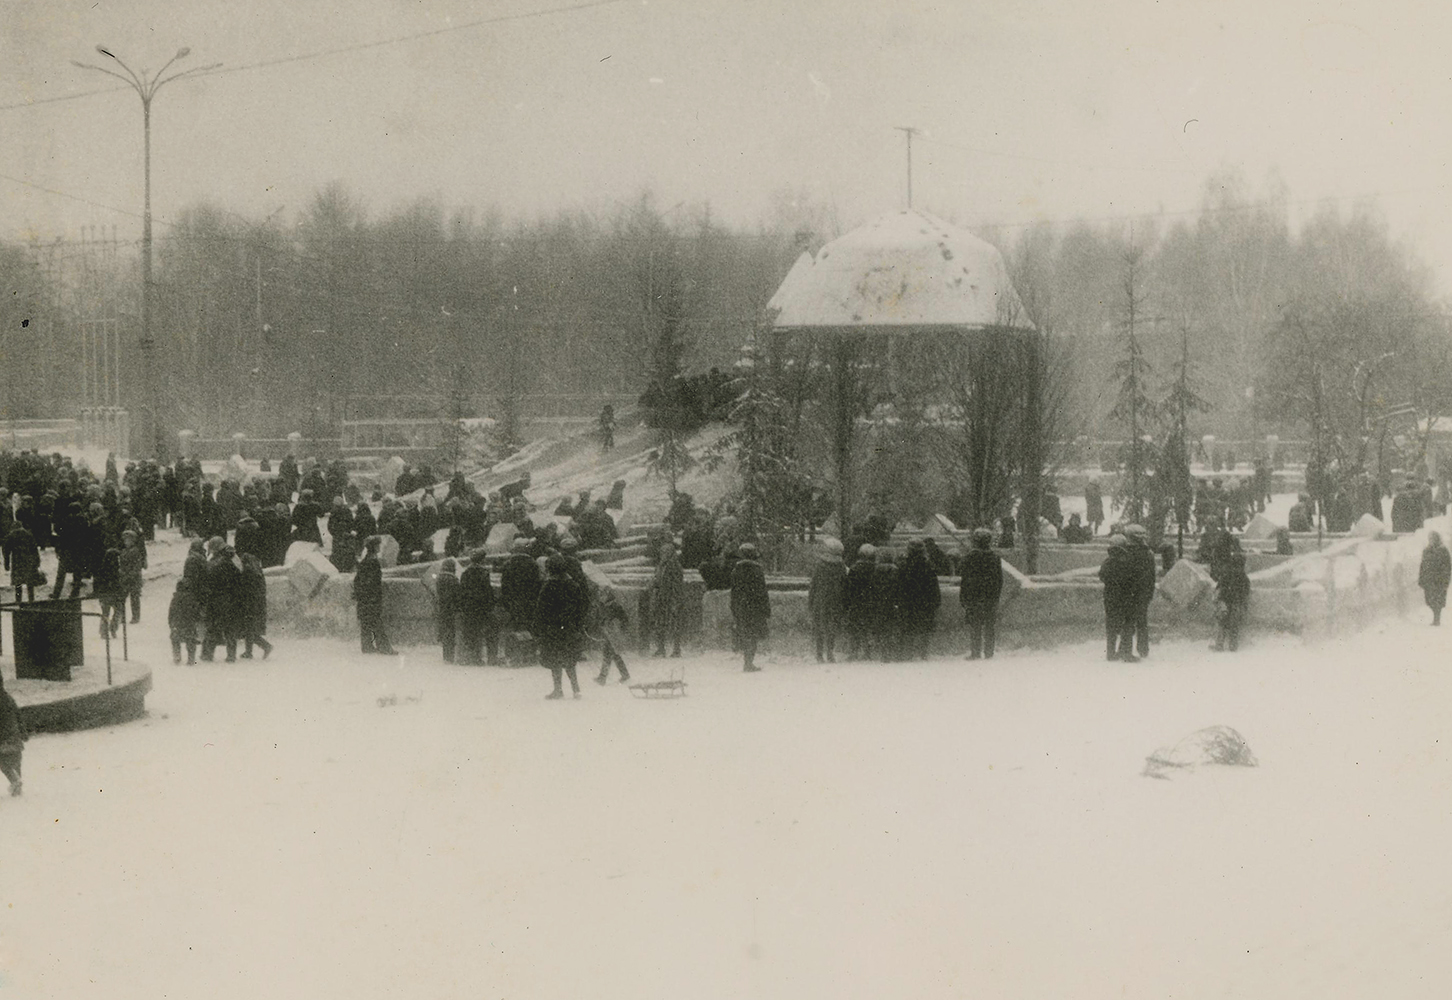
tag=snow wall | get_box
[262,517,1444,652]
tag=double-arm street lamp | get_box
[72,45,220,457]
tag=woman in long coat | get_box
[1419,531,1452,625]
[238,553,273,659]
[3,522,43,602]
[729,543,770,672]
[536,554,586,699]
[896,540,941,661]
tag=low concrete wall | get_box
[262,517,1442,653]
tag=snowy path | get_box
[3,613,1451,998]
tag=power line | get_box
[0,170,146,220]
[0,0,632,114]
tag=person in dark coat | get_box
[1124,524,1157,658]
[328,498,357,573]
[652,540,685,657]
[1098,535,1137,661]
[500,537,543,643]
[843,543,878,661]
[354,535,395,655]
[1287,494,1315,533]
[537,554,586,699]
[869,548,901,662]
[234,514,263,564]
[592,586,632,685]
[1085,479,1105,535]
[923,537,952,577]
[0,676,28,797]
[730,543,770,672]
[958,528,1004,660]
[1419,531,1452,626]
[1210,549,1251,652]
[1391,480,1427,533]
[807,537,847,663]
[49,501,86,599]
[118,529,145,624]
[238,553,273,659]
[201,540,243,663]
[3,521,42,602]
[291,489,325,545]
[896,540,941,660]
[458,550,501,665]
[168,577,202,664]
[435,558,461,663]
[94,545,124,639]
[680,512,715,571]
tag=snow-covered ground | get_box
[3,602,1451,998]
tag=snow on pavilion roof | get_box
[767,209,1033,332]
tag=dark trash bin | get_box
[12,598,85,682]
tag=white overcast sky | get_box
[3,0,1451,291]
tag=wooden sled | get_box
[629,678,687,699]
[629,663,687,699]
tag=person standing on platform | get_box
[354,535,396,655]
[730,543,770,672]
[598,403,616,451]
[1419,531,1452,626]
[807,537,847,663]
[959,528,1003,660]
[3,519,42,602]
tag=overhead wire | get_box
[0,0,632,113]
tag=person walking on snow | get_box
[1419,531,1451,626]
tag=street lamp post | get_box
[72,45,219,458]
